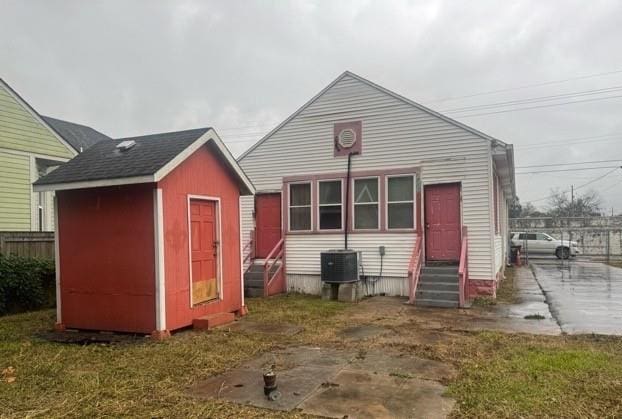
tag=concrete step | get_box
[244,287,264,298]
[417,281,459,292]
[415,298,459,308]
[192,312,235,330]
[419,273,458,282]
[244,278,264,289]
[421,266,459,275]
[416,289,459,302]
[244,271,264,282]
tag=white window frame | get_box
[317,178,344,231]
[187,195,223,308]
[385,174,416,231]
[288,181,312,232]
[351,176,380,231]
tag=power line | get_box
[441,85,622,113]
[516,165,622,175]
[516,159,622,169]
[523,167,620,204]
[451,94,622,118]
[422,68,622,104]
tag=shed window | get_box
[289,183,311,231]
[353,178,379,229]
[318,180,342,230]
[387,175,414,229]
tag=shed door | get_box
[255,193,282,258]
[425,183,461,262]
[190,200,218,305]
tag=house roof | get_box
[0,78,77,157]
[42,116,111,152]
[238,70,515,197]
[33,127,255,195]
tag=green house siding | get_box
[0,84,73,159]
[0,151,31,230]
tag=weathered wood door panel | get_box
[190,200,218,305]
[255,193,281,258]
[425,183,461,262]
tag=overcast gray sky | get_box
[2,0,622,212]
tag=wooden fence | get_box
[0,232,55,259]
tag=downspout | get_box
[344,152,353,249]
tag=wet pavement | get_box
[531,259,622,335]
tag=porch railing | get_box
[263,238,285,297]
[458,226,468,307]
[407,237,423,304]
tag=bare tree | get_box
[546,188,602,217]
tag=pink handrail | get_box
[263,238,284,297]
[458,226,468,307]
[407,238,423,304]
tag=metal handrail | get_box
[407,238,423,304]
[458,226,468,307]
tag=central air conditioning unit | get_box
[321,249,359,283]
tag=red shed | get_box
[33,128,255,338]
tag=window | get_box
[318,180,342,230]
[289,183,311,231]
[353,178,379,229]
[387,175,414,229]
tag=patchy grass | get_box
[496,267,519,304]
[446,333,622,418]
[472,296,496,307]
[1,294,622,418]
[607,259,622,269]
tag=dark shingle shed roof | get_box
[42,116,112,152]
[34,128,210,186]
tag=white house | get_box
[238,71,515,306]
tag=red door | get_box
[425,183,461,262]
[190,200,218,305]
[255,193,281,258]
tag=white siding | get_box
[288,273,409,297]
[287,233,416,276]
[240,74,495,281]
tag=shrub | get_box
[0,254,55,315]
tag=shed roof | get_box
[34,127,255,195]
[42,116,111,152]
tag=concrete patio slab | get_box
[190,346,455,418]
[338,324,391,341]
[299,370,454,419]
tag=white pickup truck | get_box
[511,232,580,259]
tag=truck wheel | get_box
[556,247,570,259]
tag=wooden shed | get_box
[33,128,255,338]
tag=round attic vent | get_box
[338,128,357,148]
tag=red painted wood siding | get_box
[57,184,156,333]
[158,144,242,331]
[255,193,281,257]
[424,183,461,261]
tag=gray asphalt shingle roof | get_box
[34,127,210,186]
[42,116,112,152]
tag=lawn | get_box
[1,292,622,418]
